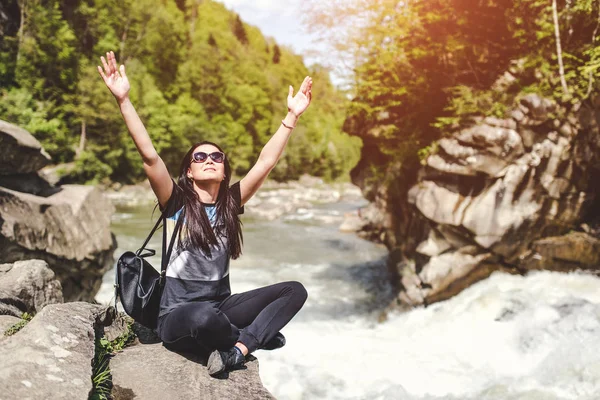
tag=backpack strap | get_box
[159,207,184,289]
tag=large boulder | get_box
[110,343,274,399]
[0,259,63,317]
[0,302,103,399]
[0,119,51,175]
[0,185,116,301]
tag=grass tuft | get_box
[89,315,136,400]
[3,312,34,336]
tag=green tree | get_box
[0,0,360,183]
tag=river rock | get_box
[339,210,367,232]
[110,343,274,399]
[0,302,103,399]
[0,184,116,301]
[0,119,51,175]
[0,259,63,317]
[521,231,600,271]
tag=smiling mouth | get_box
[204,168,216,171]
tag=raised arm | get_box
[97,51,173,208]
[239,76,313,205]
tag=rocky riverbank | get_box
[348,89,600,307]
[0,259,273,399]
[0,120,116,301]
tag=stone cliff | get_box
[349,94,600,307]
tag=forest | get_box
[2,0,600,186]
[0,0,361,183]
[305,0,600,187]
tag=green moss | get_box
[3,312,33,336]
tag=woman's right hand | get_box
[97,51,130,103]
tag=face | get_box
[187,144,226,184]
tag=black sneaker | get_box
[207,347,245,377]
[262,332,286,351]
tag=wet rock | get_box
[0,259,63,317]
[110,343,274,400]
[522,231,600,271]
[0,185,116,301]
[339,210,368,232]
[400,250,500,305]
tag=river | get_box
[96,182,600,400]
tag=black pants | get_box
[157,281,308,354]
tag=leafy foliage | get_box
[306,0,600,168]
[0,0,359,184]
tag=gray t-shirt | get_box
[158,181,244,317]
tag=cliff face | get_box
[350,94,600,307]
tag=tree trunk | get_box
[552,0,570,97]
[16,0,26,64]
[76,120,86,159]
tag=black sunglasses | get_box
[192,151,225,163]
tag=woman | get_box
[98,51,311,377]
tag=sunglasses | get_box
[192,151,225,163]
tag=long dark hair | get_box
[176,141,243,259]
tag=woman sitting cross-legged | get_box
[98,51,311,377]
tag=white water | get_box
[255,270,600,400]
[97,189,600,400]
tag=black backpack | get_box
[114,208,183,330]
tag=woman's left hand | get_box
[287,76,313,117]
